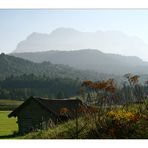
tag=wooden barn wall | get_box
[17,99,57,134]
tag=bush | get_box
[90,108,147,139]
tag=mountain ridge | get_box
[13,28,148,61]
[11,49,148,75]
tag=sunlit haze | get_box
[1,9,148,61]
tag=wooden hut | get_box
[8,97,85,135]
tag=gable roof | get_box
[8,97,84,118]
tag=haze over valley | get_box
[13,28,148,62]
[11,48,148,75]
[9,27,148,76]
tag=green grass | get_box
[20,118,90,139]
[0,99,23,110]
[19,102,148,139]
[0,101,146,139]
[0,111,18,138]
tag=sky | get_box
[1,9,148,59]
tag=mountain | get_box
[13,28,148,61]
[11,49,148,75]
[0,53,108,80]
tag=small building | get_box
[8,97,85,135]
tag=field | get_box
[0,99,21,138]
[0,103,147,139]
[0,99,23,111]
[0,111,18,138]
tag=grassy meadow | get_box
[0,111,18,138]
[20,102,148,139]
[0,102,147,139]
[0,74,148,139]
[0,99,21,138]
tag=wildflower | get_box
[106,110,138,122]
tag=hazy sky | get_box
[1,9,148,57]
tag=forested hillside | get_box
[0,53,102,80]
[1,53,148,100]
[0,53,119,100]
[0,53,82,100]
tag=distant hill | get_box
[11,49,148,75]
[0,53,110,80]
[13,28,148,61]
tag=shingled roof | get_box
[8,97,84,118]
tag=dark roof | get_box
[8,97,83,118]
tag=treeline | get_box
[80,74,148,105]
[0,74,80,100]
